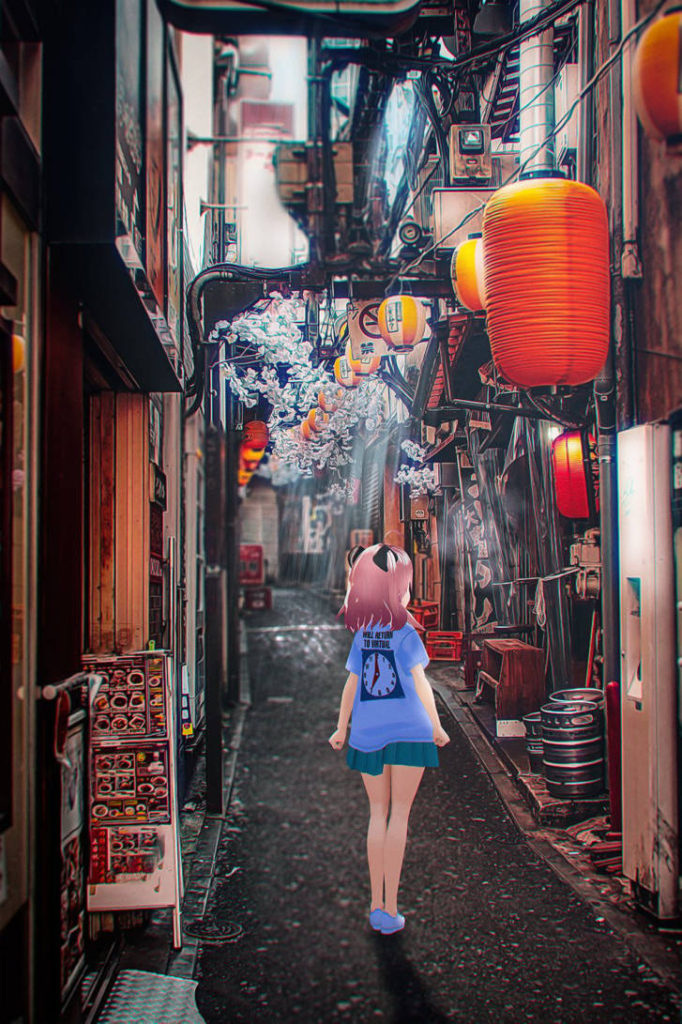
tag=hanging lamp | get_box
[334,354,360,388]
[377,295,428,351]
[632,9,682,150]
[346,341,381,377]
[551,430,599,518]
[451,236,487,312]
[482,178,610,386]
[307,408,329,433]
[318,387,343,412]
[242,420,269,450]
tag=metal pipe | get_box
[40,672,97,700]
[595,357,620,688]
[519,0,556,176]
[422,399,578,422]
[577,0,595,184]
[620,0,642,278]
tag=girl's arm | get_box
[411,663,450,746]
[328,673,358,749]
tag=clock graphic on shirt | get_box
[360,648,405,701]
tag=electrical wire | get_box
[390,0,670,285]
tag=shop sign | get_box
[150,463,167,510]
[165,47,183,341]
[115,0,145,265]
[347,299,390,359]
[145,0,165,310]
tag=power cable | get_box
[389,0,669,285]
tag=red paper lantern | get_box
[632,10,682,149]
[243,420,269,450]
[482,178,610,386]
[551,431,599,519]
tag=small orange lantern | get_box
[482,178,610,387]
[318,388,343,412]
[451,237,486,312]
[377,295,428,351]
[12,334,25,373]
[346,341,381,377]
[334,355,360,389]
[551,431,599,519]
[307,408,329,433]
[632,10,682,150]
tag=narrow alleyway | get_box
[193,589,679,1024]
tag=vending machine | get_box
[617,422,679,920]
[82,651,183,946]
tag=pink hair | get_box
[339,544,420,632]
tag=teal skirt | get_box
[346,741,439,776]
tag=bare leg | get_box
[383,765,424,917]
[361,768,390,910]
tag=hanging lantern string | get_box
[389,0,671,289]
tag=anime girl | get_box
[328,543,450,934]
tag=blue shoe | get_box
[369,908,385,930]
[370,909,405,934]
[380,911,405,934]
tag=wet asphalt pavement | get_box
[194,588,680,1024]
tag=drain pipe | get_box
[519,0,555,176]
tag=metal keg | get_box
[522,711,544,774]
[550,688,605,711]
[541,700,604,799]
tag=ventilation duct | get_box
[519,0,555,176]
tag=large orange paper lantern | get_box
[482,178,610,386]
[451,237,486,311]
[377,295,428,351]
[632,10,682,149]
[551,431,599,519]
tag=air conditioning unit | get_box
[431,187,497,251]
[555,64,580,168]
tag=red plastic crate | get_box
[408,600,439,630]
[425,631,463,661]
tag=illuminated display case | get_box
[82,651,183,946]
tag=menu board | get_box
[83,652,182,946]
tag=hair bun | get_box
[347,545,364,568]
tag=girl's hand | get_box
[328,728,346,750]
[434,724,450,747]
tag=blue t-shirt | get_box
[345,623,433,752]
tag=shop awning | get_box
[58,243,183,393]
